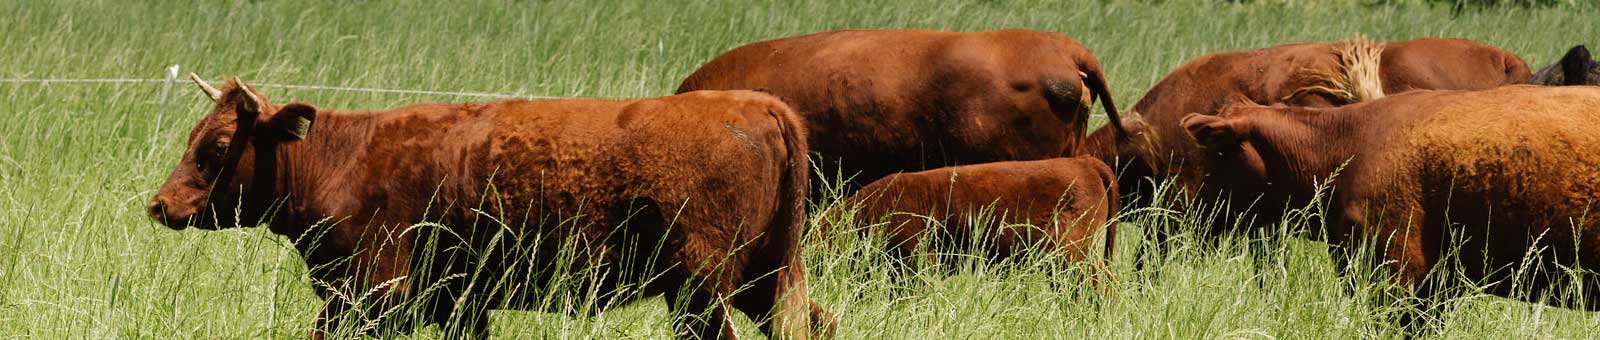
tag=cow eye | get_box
[194,140,230,172]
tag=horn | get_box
[229,76,264,112]
[189,73,221,102]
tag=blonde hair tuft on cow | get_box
[1284,39,1386,104]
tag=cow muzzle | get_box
[146,196,194,230]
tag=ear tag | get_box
[289,117,312,139]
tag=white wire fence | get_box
[0,64,571,103]
[0,65,582,160]
[0,77,567,99]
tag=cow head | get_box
[1531,45,1600,86]
[1102,109,1155,163]
[1182,112,1266,180]
[146,74,316,230]
[1184,103,1349,213]
[1181,104,1290,201]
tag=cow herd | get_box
[143,28,1600,339]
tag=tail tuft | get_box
[1284,39,1386,104]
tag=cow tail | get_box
[1082,60,1126,140]
[1048,59,1126,141]
[1097,159,1120,262]
[769,102,810,273]
[1340,39,1386,102]
[1283,39,1386,104]
[766,99,835,338]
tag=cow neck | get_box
[1244,108,1362,193]
[264,110,380,236]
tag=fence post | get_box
[147,64,179,160]
[160,64,178,104]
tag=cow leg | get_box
[1355,201,1439,335]
[307,282,412,339]
[1325,243,1359,297]
[310,301,356,340]
[1576,223,1600,311]
[732,258,836,340]
[428,296,491,340]
[882,217,933,276]
[899,237,942,277]
[1074,252,1119,305]
[730,278,779,337]
[1583,274,1600,311]
[307,227,419,338]
[304,274,387,339]
[1248,227,1289,288]
[445,313,492,340]
[1132,224,1167,275]
[1043,218,1115,303]
[1384,229,1439,336]
[307,289,400,339]
[1327,204,1373,296]
[665,287,738,340]
[659,241,740,339]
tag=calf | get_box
[834,157,1118,269]
[146,75,834,339]
[1183,85,1600,316]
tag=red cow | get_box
[835,157,1118,271]
[146,75,834,339]
[1184,86,1600,324]
[1083,38,1528,238]
[678,29,1139,188]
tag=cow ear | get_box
[1120,110,1148,137]
[264,102,317,141]
[1561,45,1594,86]
[1182,113,1246,149]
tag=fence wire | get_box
[0,77,568,100]
[1,65,579,160]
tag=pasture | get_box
[2,0,1598,338]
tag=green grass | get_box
[2,0,1599,338]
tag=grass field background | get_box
[2,0,1598,338]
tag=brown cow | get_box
[1084,38,1529,237]
[146,75,834,339]
[832,157,1118,270]
[1182,85,1600,317]
[677,29,1138,188]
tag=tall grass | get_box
[1,0,1598,338]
